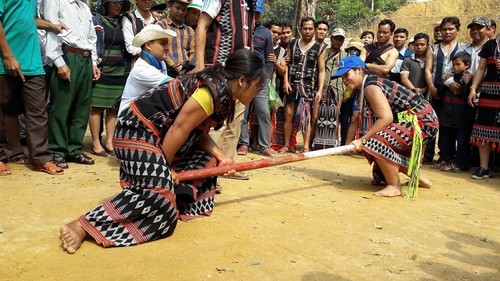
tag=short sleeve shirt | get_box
[0,0,44,75]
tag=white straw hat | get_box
[132,25,177,47]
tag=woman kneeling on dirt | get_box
[59,49,268,253]
[333,56,438,198]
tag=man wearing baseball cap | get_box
[119,25,176,114]
[461,16,490,72]
[185,0,202,29]
[312,27,348,148]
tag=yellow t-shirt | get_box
[191,87,214,115]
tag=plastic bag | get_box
[268,79,283,110]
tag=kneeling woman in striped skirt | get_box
[59,50,268,254]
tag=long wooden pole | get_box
[177,144,356,182]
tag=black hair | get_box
[300,17,316,28]
[268,20,284,30]
[316,20,330,30]
[491,19,497,28]
[198,50,268,124]
[452,51,471,66]
[282,21,293,30]
[378,18,396,32]
[440,16,461,30]
[413,32,430,44]
[394,28,409,37]
[99,0,131,16]
[360,30,374,39]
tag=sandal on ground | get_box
[432,160,447,170]
[34,161,64,175]
[300,148,310,153]
[66,154,95,165]
[53,154,69,169]
[104,146,115,156]
[92,148,108,157]
[0,161,12,176]
[223,172,249,180]
[9,151,30,164]
[237,145,248,156]
[261,148,277,157]
[215,183,222,194]
[278,146,295,153]
[441,162,463,173]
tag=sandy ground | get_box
[0,134,499,281]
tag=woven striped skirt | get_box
[362,101,438,180]
[79,109,217,247]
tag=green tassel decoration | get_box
[397,108,424,199]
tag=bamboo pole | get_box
[177,144,356,182]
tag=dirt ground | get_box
[0,134,499,281]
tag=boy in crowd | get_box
[437,52,474,173]
[279,22,293,50]
[400,32,429,96]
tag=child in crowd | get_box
[435,52,475,172]
[400,33,430,96]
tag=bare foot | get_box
[418,175,432,188]
[60,220,87,254]
[374,185,402,197]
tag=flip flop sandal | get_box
[0,161,12,176]
[9,151,30,164]
[34,161,64,175]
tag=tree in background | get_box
[262,0,407,34]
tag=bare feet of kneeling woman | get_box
[60,220,87,254]
[374,184,402,197]
[374,175,432,197]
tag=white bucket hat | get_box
[132,25,177,47]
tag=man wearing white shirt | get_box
[122,0,155,58]
[389,27,413,84]
[44,0,101,168]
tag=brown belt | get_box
[62,44,92,58]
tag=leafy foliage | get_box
[263,0,408,31]
[261,0,297,25]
